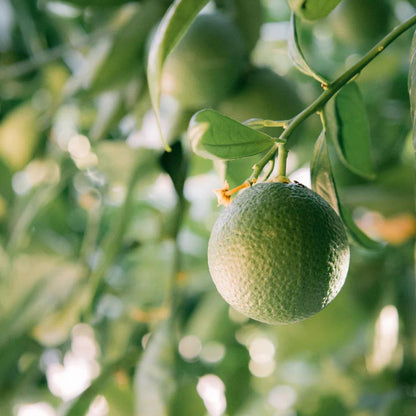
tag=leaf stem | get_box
[244,118,288,128]
[251,13,416,180]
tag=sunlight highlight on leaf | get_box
[188,109,275,160]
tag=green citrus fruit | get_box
[218,67,303,136]
[288,0,340,21]
[208,182,350,324]
[161,13,247,109]
[331,0,391,49]
[227,0,263,52]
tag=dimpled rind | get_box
[208,182,350,324]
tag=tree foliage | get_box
[0,0,415,415]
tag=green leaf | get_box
[135,320,176,416]
[188,109,275,160]
[159,140,188,197]
[288,13,327,84]
[409,29,416,127]
[147,0,210,149]
[310,131,340,214]
[323,82,375,179]
[311,131,383,250]
[287,0,342,20]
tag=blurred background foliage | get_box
[0,0,415,415]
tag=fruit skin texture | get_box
[208,182,350,324]
[161,13,246,109]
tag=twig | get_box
[250,14,416,181]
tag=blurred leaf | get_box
[409,29,416,128]
[0,103,40,170]
[32,289,89,347]
[311,131,382,250]
[0,254,85,348]
[65,347,141,416]
[42,63,70,100]
[0,158,13,205]
[0,334,42,392]
[147,0,209,148]
[125,241,174,307]
[80,1,166,95]
[170,380,205,416]
[217,343,251,414]
[89,91,127,141]
[310,394,348,416]
[96,143,158,185]
[52,0,141,7]
[160,140,188,196]
[232,0,263,52]
[85,149,161,311]
[186,291,232,342]
[0,278,49,349]
[288,13,326,83]
[103,377,135,416]
[288,0,342,20]
[323,82,375,179]
[385,394,416,416]
[188,109,275,160]
[134,320,176,416]
[11,0,45,55]
[7,168,73,254]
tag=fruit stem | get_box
[214,181,251,206]
[275,142,289,182]
[250,13,416,181]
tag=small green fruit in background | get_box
[161,13,247,109]
[218,67,303,136]
[330,0,391,49]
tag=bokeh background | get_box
[0,0,415,415]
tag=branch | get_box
[251,14,416,180]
